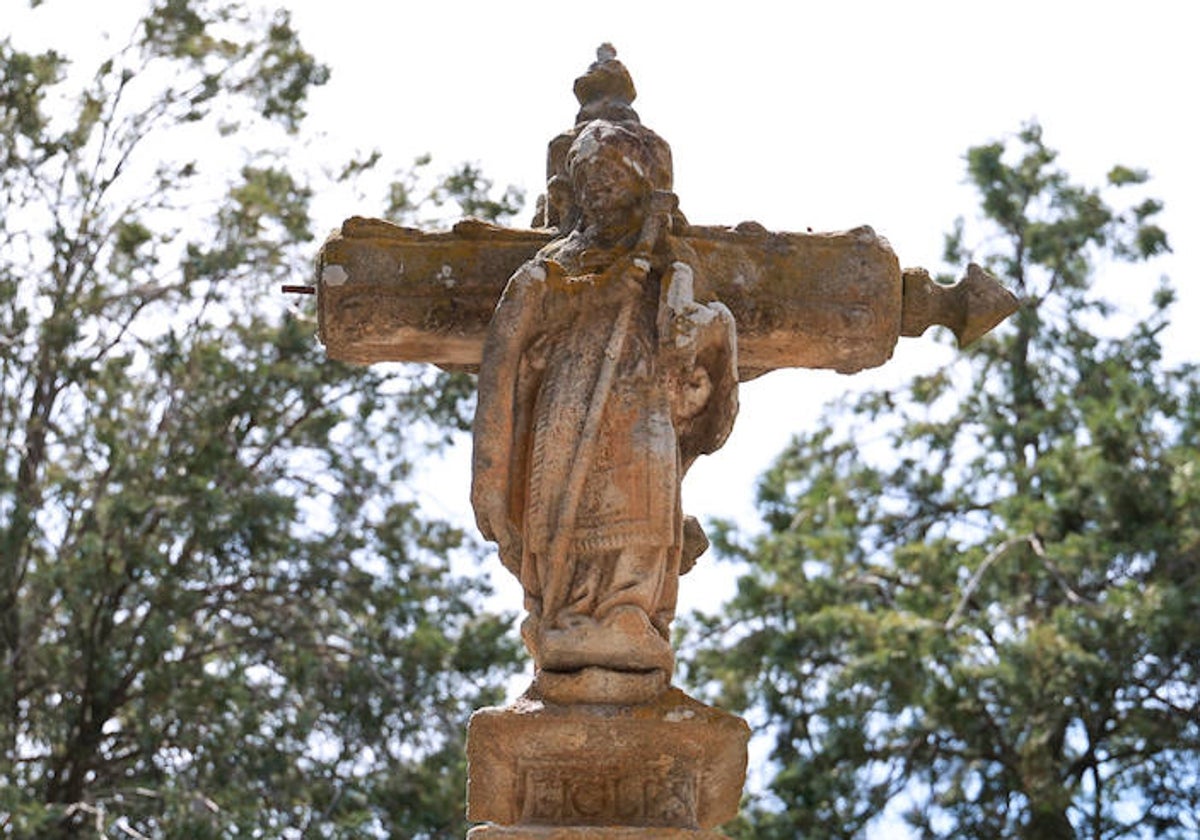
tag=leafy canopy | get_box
[1,1,524,837]
[687,123,1199,840]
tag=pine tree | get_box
[687,123,1199,839]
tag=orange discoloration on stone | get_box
[312,43,1016,837]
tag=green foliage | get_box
[687,123,1200,839]
[1,3,524,837]
[383,155,526,227]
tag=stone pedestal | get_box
[469,828,728,839]
[466,687,749,837]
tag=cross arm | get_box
[314,217,1018,377]
[316,216,553,367]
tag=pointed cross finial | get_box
[900,264,1021,347]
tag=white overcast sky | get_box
[11,0,1197,605]
[288,0,1200,536]
[9,0,1198,590]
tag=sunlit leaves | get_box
[383,155,527,229]
[691,124,1199,839]
[140,0,238,62]
[250,12,330,131]
[0,41,65,175]
[2,3,522,837]
[0,42,64,136]
[228,165,314,241]
[432,162,526,224]
[1106,165,1148,187]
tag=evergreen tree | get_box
[1,1,522,836]
[687,123,1199,839]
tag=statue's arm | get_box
[471,263,543,567]
[704,300,738,432]
[661,262,739,460]
[685,299,738,454]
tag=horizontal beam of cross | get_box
[315,217,1016,380]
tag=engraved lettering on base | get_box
[517,758,699,826]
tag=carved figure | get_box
[311,44,1020,834]
[471,52,737,694]
[314,46,1018,709]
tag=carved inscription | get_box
[517,757,699,827]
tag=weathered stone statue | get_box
[472,57,738,704]
[312,44,1018,839]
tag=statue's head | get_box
[566,120,672,226]
[538,45,675,233]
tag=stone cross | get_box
[313,46,1017,839]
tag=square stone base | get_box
[469,828,729,839]
[467,687,748,833]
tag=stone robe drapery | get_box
[472,251,735,639]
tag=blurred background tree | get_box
[0,1,523,836]
[686,123,1199,839]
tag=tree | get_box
[1,1,523,836]
[686,123,1200,839]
